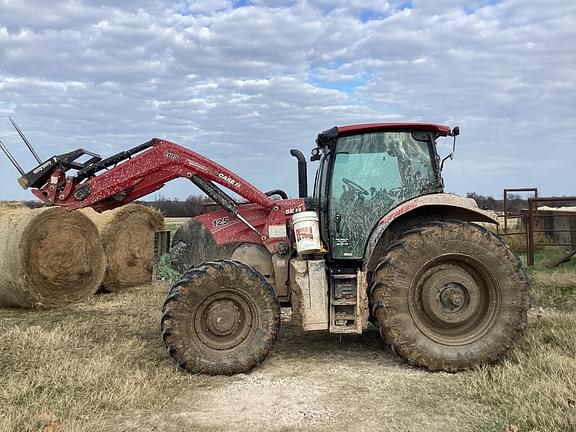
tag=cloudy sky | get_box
[0,0,574,201]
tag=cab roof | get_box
[337,122,451,136]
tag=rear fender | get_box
[364,193,498,272]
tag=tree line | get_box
[20,195,209,217]
[16,192,576,217]
[145,193,575,216]
[142,195,207,217]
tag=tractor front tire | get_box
[370,221,530,371]
[161,260,280,375]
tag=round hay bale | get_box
[0,207,106,308]
[0,201,26,210]
[82,204,164,291]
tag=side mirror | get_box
[441,126,460,171]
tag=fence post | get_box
[527,198,535,266]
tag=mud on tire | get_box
[161,259,280,375]
[370,221,530,371]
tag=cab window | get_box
[329,132,435,259]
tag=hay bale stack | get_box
[82,204,164,291]
[0,206,106,308]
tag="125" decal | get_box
[212,216,229,228]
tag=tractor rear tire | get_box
[370,220,530,371]
[161,260,280,375]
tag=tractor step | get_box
[329,273,363,334]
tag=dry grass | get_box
[0,285,209,432]
[163,217,190,226]
[524,248,576,309]
[530,271,576,310]
[454,267,576,432]
[163,217,190,236]
[0,271,575,431]
[459,312,576,432]
[501,232,527,251]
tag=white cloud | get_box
[0,0,574,201]
[178,0,233,15]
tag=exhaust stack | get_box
[290,149,308,198]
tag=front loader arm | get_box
[10,136,302,253]
[26,138,276,212]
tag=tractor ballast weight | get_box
[2,120,530,375]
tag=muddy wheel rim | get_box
[194,290,258,350]
[408,253,501,346]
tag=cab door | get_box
[328,132,436,259]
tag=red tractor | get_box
[2,121,530,375]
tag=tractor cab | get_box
[309,123,455,260]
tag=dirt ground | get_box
[1,279,574,432]
[107,286,490,432]
[120,315,480,432]
[0,284,481,432]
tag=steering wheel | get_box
[342,178,369,195]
